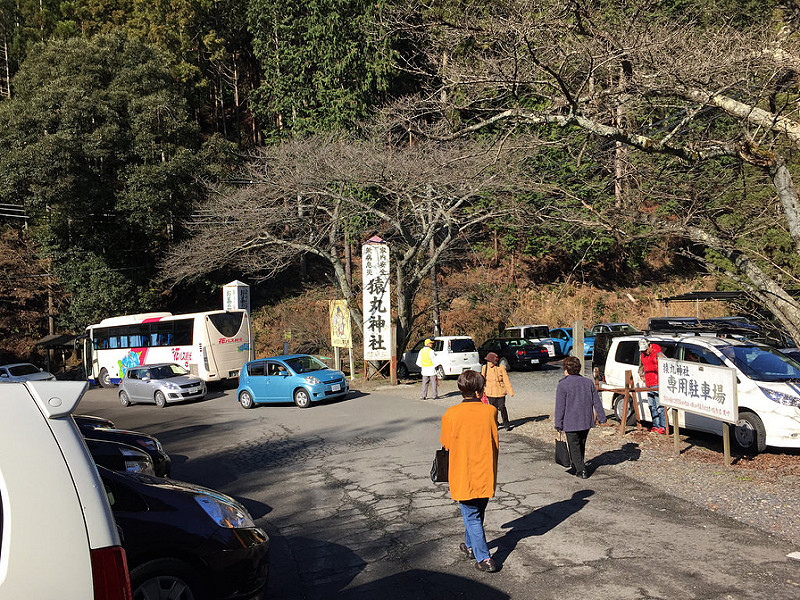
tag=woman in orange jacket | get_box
[440,370,500,573]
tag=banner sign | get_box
[329,300,352,348]
[658,358,738,424]
[362,241,391,361]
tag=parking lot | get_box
[76,371,800,600]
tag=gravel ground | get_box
[513,414,800,545]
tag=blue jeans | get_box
[648,391,665,429]
[459,498,490,562]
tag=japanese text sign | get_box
[659,358,738,424]
[329,300,352,348]
[362,242,391,361]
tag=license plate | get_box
[331,384,341,392]
[531,359,539,364]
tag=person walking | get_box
[639,339,666,434]
[481,352,514,430]
[554,356,607,479]
[417,338,439,399]
[440,370,500,573]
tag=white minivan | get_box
[597,333,800,454]
[399,335,481,379]
[0,381,132,598]
[501,324,556,360]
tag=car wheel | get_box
[294,388,311,408]
[154,391,167,408]
[397,362,409,378]
[499,357,511,371]
[98,368,113,388]
[613,394,636,425]
[732,411,767,454]
[130,558,207,600]
[435,365,446,380]
[567,347,575,357]
[239,390,254,409]
[119,390,131,407]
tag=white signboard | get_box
[362,242,391,361]
[659,358,738,424]
[223,280,250,314]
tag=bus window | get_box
[207,313,244,338]
[173,319,193,346]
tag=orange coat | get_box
[440,400,498,501]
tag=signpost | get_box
[362,238,393,379]
[658,358,738,465]
[329,299,354,379]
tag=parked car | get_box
[499,325,556,359]
[86,438,156,476]
[590,322,640,335]
[549,327,596,358]
[0,362,56,382]
[119,362,206,408]
[596,333,800,454]
[238,353,349,408]
[99,466,270,600]
[478,338,548,371]
[398,336,482,379]
[76,419,172,477]
[0,381,132,599]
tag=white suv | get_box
[399,336,481,378]
[597,334,800,454]
[0,381,132,599]
[501,324,556,359]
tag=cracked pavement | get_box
[79,382,800,599]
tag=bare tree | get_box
[385,0,800,340]
[162,135,533,351]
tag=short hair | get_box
[458,369,485,398]
[563,356,582,375]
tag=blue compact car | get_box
[549,328,596,358]
[237,354,349,408]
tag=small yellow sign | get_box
[329,300,352,348]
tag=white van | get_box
[501,324,556,359]
[598,334,800,454]
[399,335,481,378]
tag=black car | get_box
[478,338,549,371]
[75,415,172,477]
[85,438,156,476]
[99,466,270,600]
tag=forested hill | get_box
[3,0,800,360]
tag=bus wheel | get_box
[154,391,167,408]
[99,368,113,388]
[239,390,254,409]
[294,388,311,408]
[119,391,131,407]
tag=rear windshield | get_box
[525,327,549,339]
[720,345,800,382]
[207,312,245,338]
[449,338,476,353]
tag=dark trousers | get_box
[487,396,509,428]
[565,429,589,474]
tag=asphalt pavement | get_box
[77,371,800,600]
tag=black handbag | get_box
[554,432,571,467]
[430,447,449,483]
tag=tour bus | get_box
[83,310,254,387]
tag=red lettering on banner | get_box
[218,337,243,345]
[171,348,193,362]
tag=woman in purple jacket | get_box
[554,356,607,479]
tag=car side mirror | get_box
[142,375,151,382]
[0,373,7,378]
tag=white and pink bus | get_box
[83,310,253,387]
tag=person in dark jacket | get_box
[554,356,607,479]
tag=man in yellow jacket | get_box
[416,338,439,399]
[440,370,499,573]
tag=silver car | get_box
[0,362,56,382]
[119,363,206,408]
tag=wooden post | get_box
[334,347,341,371]
[722,423,731,466]
[348,346,355,381]
[673,408,680,455]
[390,325,397,386]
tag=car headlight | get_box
[120,447,155,476]
[305,376,321,385]
[759,386,800,408]
[195,493,255,529]
[135,439,158,453]
[162,381,181,390]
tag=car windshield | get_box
[720,345,800,382]
[150,364,189,379]
[610,324,639,333]
[8,364,39,376]
[285,356,329,373]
